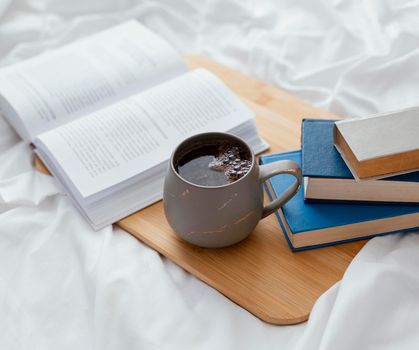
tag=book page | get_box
[34,69,255,198]
[0,20,186,141]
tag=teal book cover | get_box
[260,150,419,251]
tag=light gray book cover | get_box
[336,107,419,161]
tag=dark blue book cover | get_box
[260,150,419,251]
[301,119,419,182]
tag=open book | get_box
[0,20,268,230]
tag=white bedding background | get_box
[0,1,419,349]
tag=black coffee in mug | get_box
[175,143,252,186]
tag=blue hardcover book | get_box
[301,119,419,203]
[260,150,419,251]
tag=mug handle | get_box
[259,160,302,218]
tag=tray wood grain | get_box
[35,55,366,325]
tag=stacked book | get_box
[260,110,419,251]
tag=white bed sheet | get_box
[0,1,418,349]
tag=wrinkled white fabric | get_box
[0,1,418,349]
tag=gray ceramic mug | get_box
[163,132,301,248]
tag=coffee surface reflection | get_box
[175,143,252,186]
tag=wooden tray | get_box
[36,55,366,325]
